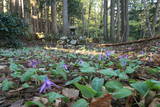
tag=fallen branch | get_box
[97,36,160,47]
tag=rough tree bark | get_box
[63,0,69,35]
[153,0,160,36]
[103,0,108,41]
[0,0,3,12]
[110,0,115,41]
[121,0,129,42]
[143,0,153,37]
[116,0,121,41]
[51,0,58,34]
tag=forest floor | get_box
[0,40,160,107]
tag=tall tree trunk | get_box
[103,0,108,41]
[116,0,121,41]
[10,0,16,13]
[15,0,19,14]
[21,0,24,17]
[124,0,129,41]
[110,0,115,41]
[121,0,129,42]
[152,0,160,36]
[18,0,22,17]
[3,0,7,13]
[24,0,32,33]
[51,0,58,34]
[88,0,93,26]
[87,0,93,36]
[81,7,86,36]
[63,0,69,35]
[143,0,153,37]
[0,0,3,12]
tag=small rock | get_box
[60,36,68,40]
[70,40,77,45]
[0,65,7,70]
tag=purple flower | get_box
[63,64,68,70]
[121,60,127,66]
[39,77,60,93]
[98,54,103,60]
[119,55,128,66]
[119,55,128,59]
[79,59,84,65]
[27,59,40,68]
[140,51,145,55]
[105,50,115,58]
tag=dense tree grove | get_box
[0,0,160,42]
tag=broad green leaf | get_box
[32,75,47,81]
[2,79,14,91]
[72,99,88,107]
[52,69,67,80]
[44,92,65,102]
[146,80,160,90]
[25,101,45,107]
[91,77,104,91]
[125,66,135,74]
[21,69,35,82]
[65,76,82,85]
[74,83,97,98]
[22,83,30,88]
[131,81,149,96]
[80,67,96,73]
[9,63,22,72]
[118,72,128,80]
[105,80,123,92]
[99,68,117,77]
[112,88,132,99]
[148,67,160,74]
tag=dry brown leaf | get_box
[149,98,160,107]
[62,88,79,99]
[10,99,24,107]
[89,94,112,107]
[33,96,48,104]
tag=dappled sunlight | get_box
[44,46,105,56]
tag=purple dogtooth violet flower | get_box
[79,59,84,65]
[63,64,68,70]
[98,54,103,60]
[119,55,128,59]
[39,77,60,93]
[105,50,115,58]
[27,59,40,68]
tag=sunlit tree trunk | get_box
[21,0,24,17]
[3,0,7,13]
[51,0,58,34]
[63,0,69,35]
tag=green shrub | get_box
[0,13,28,47]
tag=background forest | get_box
[0,0,160,107]
[0,0,160,46]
